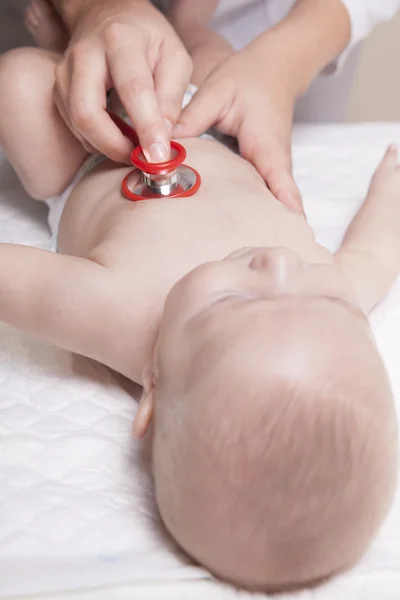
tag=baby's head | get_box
[135,247,398,591]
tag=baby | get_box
[0,1,399,592]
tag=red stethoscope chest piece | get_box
[122,142,201,201]
[122,164,201,201]
[108,110,201,201]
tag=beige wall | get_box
[347,12,400,121]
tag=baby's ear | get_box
[132,364,155,438]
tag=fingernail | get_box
[164,119,173,136]
[172,124,185,138]
[146,142,169,163]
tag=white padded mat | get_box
[1,124,400,600]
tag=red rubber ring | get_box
[107,109,201,199]
[130,141,186,174]
[121,173,141,201]
[122,166,201,202]
[175,167,201,198]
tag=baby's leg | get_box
[0,47,87,199]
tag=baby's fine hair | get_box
[152,351,398,591]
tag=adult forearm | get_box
[260,0,351,96]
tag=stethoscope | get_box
[108,111,201,201]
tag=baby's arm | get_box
[335,146,400,313]
[0,244,118,365]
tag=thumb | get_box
[248,142,304,215]
[266,168,304,216]
[172,83,224,138]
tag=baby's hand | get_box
[173,33,303,214]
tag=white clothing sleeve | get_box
[326,0,400,74]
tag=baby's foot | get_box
[25,0,68,52]
[368,144,400,198]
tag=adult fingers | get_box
[153,39,193,130]
[106,31,170,163]
[53,81,96,153]
[54,57,75,132]
[64,45,132,162]
[172,79,227,139]
[264,164,304,215]
[241,133,303,215]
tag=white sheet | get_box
[1,124,400,600]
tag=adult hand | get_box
[54,0,193,162]
[173,33,304,214]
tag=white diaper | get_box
[44,153,105,250]
[44,84,233,250]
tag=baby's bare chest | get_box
[60,154,325,277]
[65,192,317,270]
